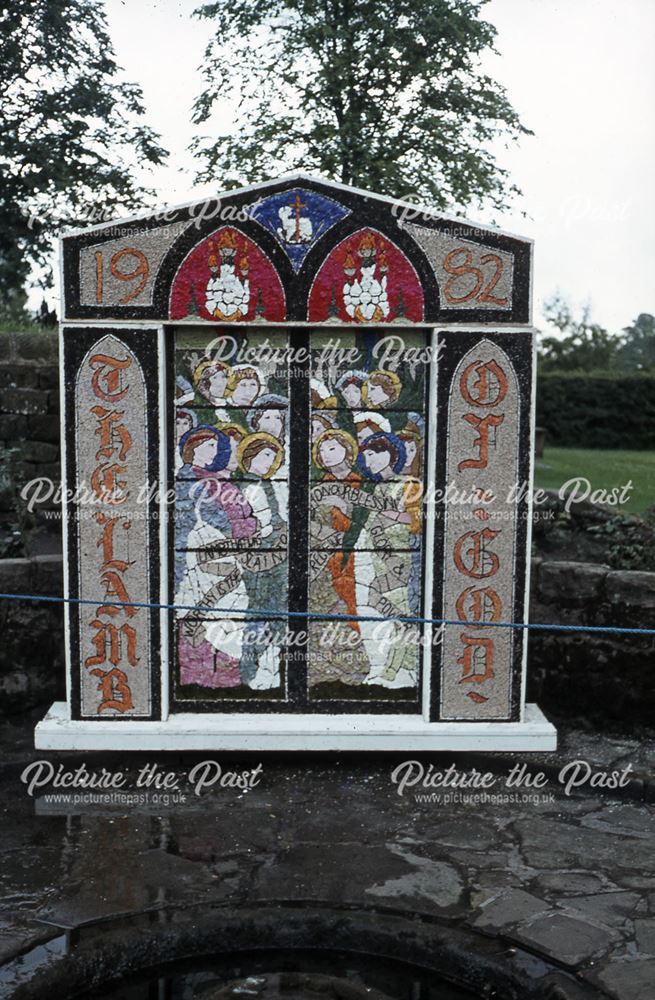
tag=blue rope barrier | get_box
[0,591,653,637]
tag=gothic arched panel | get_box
[169,226,287,323]
[307,229,425,324]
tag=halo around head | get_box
[237,432,284,479]
[192,358,230,387]
[353,411,391,435]
[312,428,358,470]
[361,369,402,407]
[247,393,289,432]
[227,364,262,397]
[216,421,246,441]
[175,375,194,406]
[176,407,198,431]
[335,369,368,393]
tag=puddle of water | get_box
[87,949,486,1000]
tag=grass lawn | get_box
[534,447,655,514]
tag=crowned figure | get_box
[205,230,251,321]
[342,232,390,322]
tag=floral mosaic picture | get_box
[308,230,425,324]
[170,228,286,323]
[307,331,426,701]
[55,175,536,740]
[172,328,427,707]
[174,330,290,701]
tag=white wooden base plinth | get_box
[35,702,556,752]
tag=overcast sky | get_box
[91,0,654,332]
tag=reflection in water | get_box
[90,950,484,1000]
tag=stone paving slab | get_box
[0,710,653,999]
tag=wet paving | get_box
[0,711,654,1000]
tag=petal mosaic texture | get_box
[170,227,287,323]
[307,331,427,702]
[251,187,351,273]
[63,327,163,720]
[173,330,290,704]
[440,340,520,720]
[38,174,556,751]
[307,230,424,324]
[61,174,531,326]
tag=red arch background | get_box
[308,229,424,323]
[169,227,286,322]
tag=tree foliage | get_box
[0,0,167,319]
[617,313,655,372]
[538,296,620,373]
[538,297,655,373]
[191,0,530,210]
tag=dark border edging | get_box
[0,904,606,1000]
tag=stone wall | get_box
[0,331,60,545]
[527,559,655,731]
[0,332,64,712]
[0,553,65,712]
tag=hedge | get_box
[536,371,655,449]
